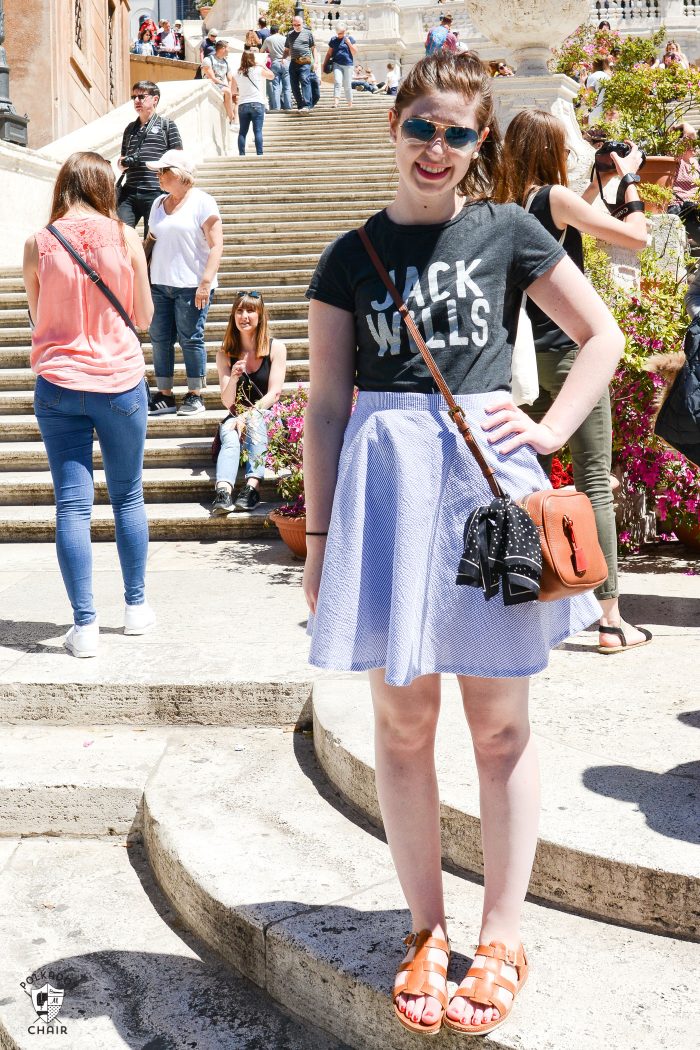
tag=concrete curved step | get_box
[142,727,697,1050]
[312,674,700,940]
[0,837,343,1049]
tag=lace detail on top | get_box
[35,217,126,258]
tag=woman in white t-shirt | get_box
[585,57,612,125]
[145,150,224,416]
[236,50,275,156]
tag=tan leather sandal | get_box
[443,940,528,1036]
[393,929,450,1035]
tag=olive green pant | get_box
[526,347,618,601]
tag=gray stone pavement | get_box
[0,539,698,714]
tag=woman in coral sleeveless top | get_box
[23,151,154,658]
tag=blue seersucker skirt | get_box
[308,391,600,686]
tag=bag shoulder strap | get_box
[46,224,138,336]
[357,225,503,499]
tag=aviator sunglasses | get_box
[237,290,261,299]
[401,116,479,151]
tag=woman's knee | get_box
[372,679,440,754]
[469,717,530,764]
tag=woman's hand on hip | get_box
[482,399,563,456]
[195,281,211,309]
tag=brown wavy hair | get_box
[239,50,258,76]
[221,292,270,360]
[49,151,119,223]
[393,51,502,200]
[496,109,569,206]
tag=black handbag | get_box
[654,316,700,468]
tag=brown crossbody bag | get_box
[357,226,608,603]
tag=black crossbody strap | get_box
[46,224,138,336]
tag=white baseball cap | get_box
[146,149,196,175]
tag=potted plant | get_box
[637,181,674,215]
[552,22,663,83]
[583,235,700,551]
[600,61,700,185]
[195,1,216,18]
[264,385,308,557]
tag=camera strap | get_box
[595,166,645,219]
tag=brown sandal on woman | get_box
[443,941,528,1037]
[393,929,450,1035]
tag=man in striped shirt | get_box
[117,81,183,238]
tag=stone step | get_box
[0,411,231,443]
[312,678,700,941]
[0,268,317,292]
[140,725,697,1050]
[0,435,275,470]
[0,283,312,310]
[0,321,312,348]
[0,837,342,1049]
[0,363,307,396]
[0,343,310,368]
[0,500,276,542]
[198,160,392,175]
[1,298,312,327]
[0,538,316,720]
[0,467,281,505]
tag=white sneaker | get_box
[63,620,99,659]
[124,601,157,636]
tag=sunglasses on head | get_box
[237,290,261,299]
[400,117,480,151]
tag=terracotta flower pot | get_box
[268,510,307,558]
[674,521,700,552]
[639,156,680,189]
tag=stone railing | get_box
[305,3,369,37]
[414,2,479,36]
[589,0,661,23]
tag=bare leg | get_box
[369,669,447,1028]
[446,675,539,1029]
[598,596,649,648]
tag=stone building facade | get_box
[4,0,132,149]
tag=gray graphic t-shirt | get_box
[306,203,566,395]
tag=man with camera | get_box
[117,82,183,239]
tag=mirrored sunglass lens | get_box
[444,126,478,148]
[403,118,435,142]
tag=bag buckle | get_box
[448,405,464,421]
[87,270,100,284]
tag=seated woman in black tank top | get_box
[497,109,652,654]
[212,291,287,514]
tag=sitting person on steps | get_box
[212,292,287,515]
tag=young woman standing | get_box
[303,52,624,1036]
[24,152,154,657]
[498,109,651,654]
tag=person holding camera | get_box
[498,111,651,655]
[117,82,183,239]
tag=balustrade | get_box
[304,3,369,37]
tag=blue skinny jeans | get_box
[150,284,211,391]
[34,376,149,626]
[216,410,270,486]
[238,102,265,156]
